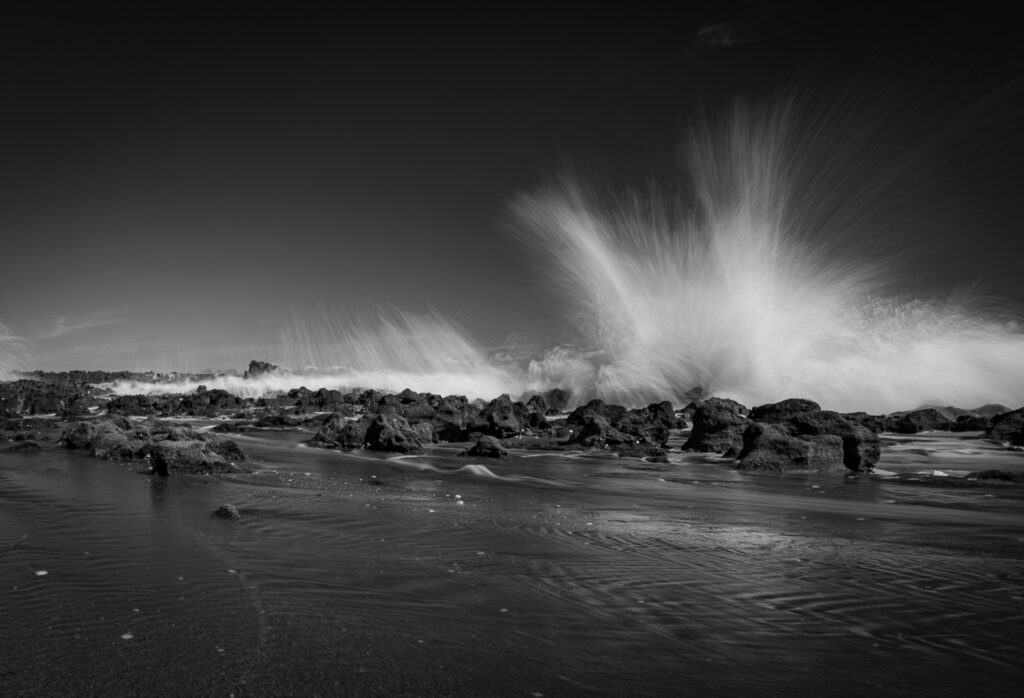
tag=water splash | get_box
[99,98,1024,413]
[515,101,1024,413]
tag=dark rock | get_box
[311,412,347,445]
[409,421,435,444]
[212,503,241,519]
[338,417,374,448]
[467,435,509,458]
[618,401,677,444]
[741,401,881,472]
[890,408,955,434]
[178,388,243,416]
[63,421,100,449]
[0,378,96,415]
[681,398,751,453]
[475,394,523,438]
[737,424,846,472]
[430,395,478,442]
[842,412,886,434]
[748,398,821,422]
[574,414,634,449]
[987,408,1024,445]
[291,387,352,415]
[952,414,992,432]
[150,440,231,475]
[199,434,246,462]
[106,394,159,416]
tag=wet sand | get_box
[2,425,1023,696]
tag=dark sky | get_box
[2,5,1022,371]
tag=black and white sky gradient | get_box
[2,5,1022,371]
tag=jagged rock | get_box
[681,398,751,453]
[430,395,479,442]
[475,394,523,438]
[574,414,634,448]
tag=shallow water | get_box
[2,428,1023,697]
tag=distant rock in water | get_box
[212,503,241,519]
[244,360,280,378]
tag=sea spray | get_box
[515,100,1024,412]
[100,98,1024,413]
[108,309,526,401]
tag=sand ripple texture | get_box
[2,431,1023,697]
